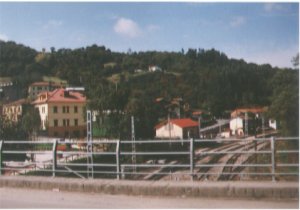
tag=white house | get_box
[230,107,269,137]
[269,119,277,130]
[148,65,162,72]
[230,117,244,136]
[155,118,198,139]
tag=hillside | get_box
[0,40,298,138]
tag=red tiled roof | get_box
[231,107,268,118]
[32,88,86,104]
[4,98,28,106]
[155,118,198,129]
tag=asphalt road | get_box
[0,187,298,209]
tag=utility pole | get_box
[131,116,136,173]
[262,115,265,137]
[168,112,171,139]
[198,116,201,139]
[245,112,248,137]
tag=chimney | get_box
[64,90,70,97]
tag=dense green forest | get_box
[0,40,298,138]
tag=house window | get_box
[53,106,58,113]
[54,119,58,127]
[74,106,78,113]
[74,119,78,126]
[42,106,45,113]
[62,106,69,113]
[63,119,70,126]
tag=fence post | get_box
[52,140,58,177]
[270,137,276,182]
[0,141,3,176]
[190,138,194,181]
[116,140,120,180]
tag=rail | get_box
[0,137,298,181]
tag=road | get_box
[0,187,298,209]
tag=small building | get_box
[2,99,29,123]
[134,69,144,73]
[28,82,66,101]
[269,119,277,130]
[230,116,245,136]
[230,107,268,137]
[148,65,162,72]
[155,118,198,139]
[32,88,86,138]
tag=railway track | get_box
[195,141,252,181]
[144,139,271,181]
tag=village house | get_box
[32,88,86,138]
[148,65,162,72]
[269,119,277,130]
[28,81,66,101]
[155,118,198,139]
[2,98,29,123]
[230,107,269,136]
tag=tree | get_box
[0,115,28,161]
[292,53,299,68]
[268,70,299,136]
[21,107,41,140]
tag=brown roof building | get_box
[32,88,86,138]
[28,81,66,101]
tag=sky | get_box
[0,2,298,68]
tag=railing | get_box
[0,137,298,181]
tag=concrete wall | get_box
[0,176,298,200]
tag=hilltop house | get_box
[32,88,86,138]
[155,118,198,139]
[148,65,162,72]
[28,81,66,101]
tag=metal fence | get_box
[0,137,298,181]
